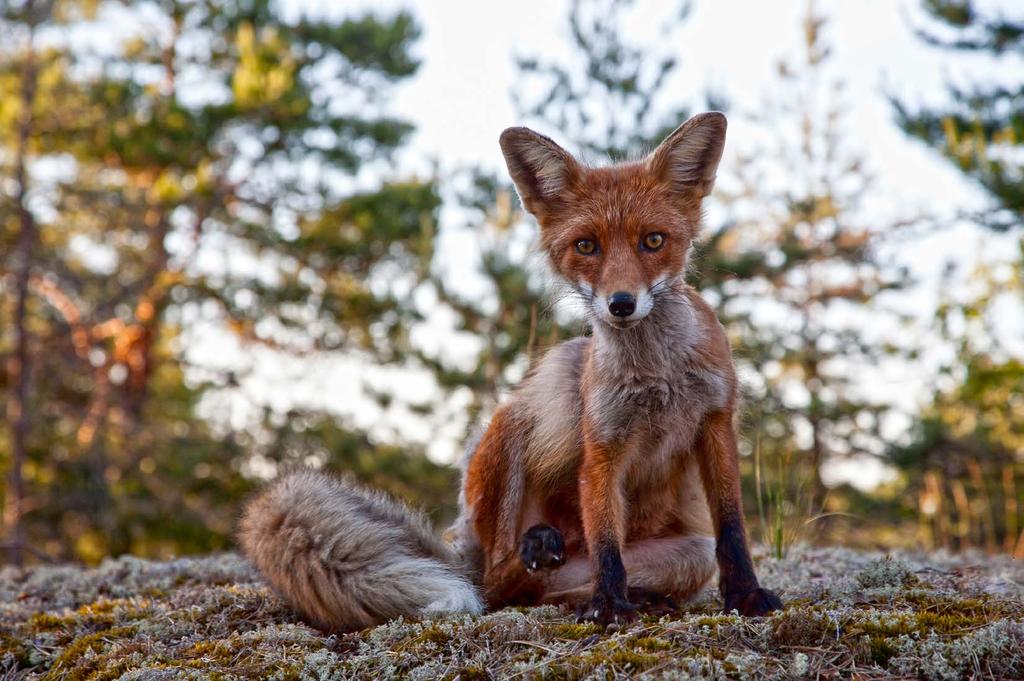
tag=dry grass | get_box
[1,547,1021,679]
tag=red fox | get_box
[238,112,782,633]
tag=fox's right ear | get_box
[499,127,579,217]
[647,112,727,200]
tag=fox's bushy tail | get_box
[238,470,483,633]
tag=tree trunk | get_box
[4,4,39,566]
[809,414,826,511]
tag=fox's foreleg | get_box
[576,436,637,625]
[696,410,782,616]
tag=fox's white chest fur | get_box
[586,291,732,454]
[515,288,733,492]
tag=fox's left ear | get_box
[646,112,727,199]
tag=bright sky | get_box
[196,0,1022,488]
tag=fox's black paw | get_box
[724,587,783,617]
[519,524,566,572]
[576,591,638,628]
[627,587,679,616]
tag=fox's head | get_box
[499,113,725,329]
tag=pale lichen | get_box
[0,546,1020,680]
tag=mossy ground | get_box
[1,547,1021,679]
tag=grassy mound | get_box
[1,547,1021,679]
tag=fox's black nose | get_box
[608,292,636,318]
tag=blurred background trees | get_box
[888,0,1024,556]
[710,7,911,533]
[412,0,703,428]
[1,0,1021,564]
[412,0,702,431]
[0,0,453,563]
[894,0,1023,233]
[515,0,702,158]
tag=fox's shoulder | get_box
[512,336,590,413]
[685,286,737,384]
[521,336,591,385]
[684,286,727,338]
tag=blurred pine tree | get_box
[515,0,701,159]
[894,0,1024,232]
[400,0,712,497]
[418,0,705,438]
[711,6,911,514]
[0,0,454,563]
[416,168,580,425]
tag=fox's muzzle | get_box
[608,292,636,318]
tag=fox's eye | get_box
[575,239,597,255]
[641,233,665,251]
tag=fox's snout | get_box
[592,287,654,328]
[607,292,635,318]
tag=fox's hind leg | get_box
[462,405,552,607]
[543,534,715,610]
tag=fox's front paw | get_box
[519,524,566,572]
[723,587,783,616]
[575,591,638,628]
